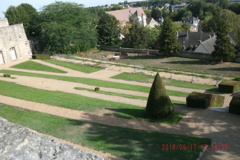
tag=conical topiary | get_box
[146,73,174,118]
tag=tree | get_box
[96,12,120,46]
[212,10,236,62]
[146,73,174,119]
[5,3,38,38]
[159,17,181,56]
[122,19,149,49]
[38,2,98,53]
[151,8,162,21]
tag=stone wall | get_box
[100,46,240,62]
[0,18,32,64]
[0,117,104,160]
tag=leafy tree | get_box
[151,8,162,21]
[96,12,120,46]
[212,10,236,62]
[159,17,181,56]
[122,21,149,49]
[5,3,38,38]
[228,3,240,15]
[205,0,229,9]
[38,2,98,53]
[146,73,174,119]
[145,27,161,49]
[144,9,151,18]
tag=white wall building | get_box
[0,18,32,64]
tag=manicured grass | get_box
[74,87,186,105]
[11,61,67,73]
[44,59,103,73]
[0,105,211,160]
[112,72,218,91]
[0,70,188,97]
[0,80,182,123]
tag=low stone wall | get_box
[100,46,240,62]
[0,117,103,160]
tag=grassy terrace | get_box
[44,59,103,73]
[0,70,188,97]
[0,80,182,123]
[74,87,186,105]
[112,72,218,91]
[11,61,67,73]
[0,105,211,160]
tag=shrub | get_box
[229,97,240,115]
[187,92,225,109]
[3,73,11,77]
[219,81,240,93]
[235,77,240,81]
[146,73,174,119]
[95,87,100,92]
[32,54,50,60]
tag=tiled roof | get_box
[198,36,216,54]
[107,7,145,24]
[178,31,214,50]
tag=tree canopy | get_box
[38,2,98,53]
[159,17,181,55]
[212,10,236,62]
[5,3,38,38]
[96,12,120,46]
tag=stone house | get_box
[0,18,32,64]
[182,17,200,32]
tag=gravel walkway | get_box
[0,58,239,160]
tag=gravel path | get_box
[0,58,239,160]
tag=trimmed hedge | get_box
[229,97,240,115]
[32,54,50,60]
[3,73,11,77]
[187,92,224,109]
[218,81,240,93]
[146,73,174,119]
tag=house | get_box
[178,31,236,54]
[177,31,215,52]
[182,17,200,32]
[0,18,32,64]
[146,18,159,28]
[107,7,147,27]
[107,7,159,28]
[194,36,216,54]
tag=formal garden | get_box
[0,55,239,160]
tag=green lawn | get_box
[112,72,218,91]
[0,70,188,97]
[11,61,67,73]
[44,59,103,73]
[74,87,186,105]
[0,105,211,160]
[0,80,182,123]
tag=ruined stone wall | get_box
[0,18,32,64]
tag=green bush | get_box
[187,92,225,109]
[229,97,240,115]
[3,73,11,77]
[146,73,174,119]
[32,54,50,60]
[235,77,240,81]
[95,87,100,91]
[219,81,240,93]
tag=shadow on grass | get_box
[162,60,211,65]
[209,67,240,72]
[105,108,183,124]
[68,118,210,160]
[122,55,162,60]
